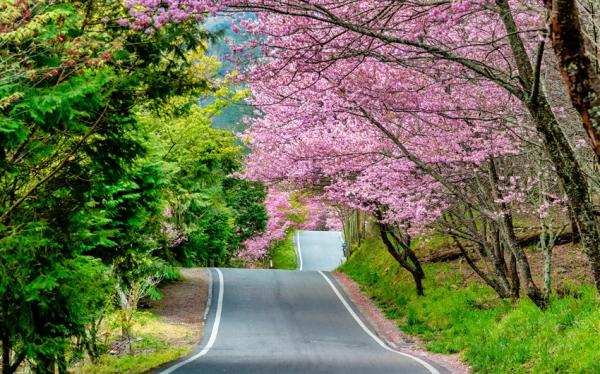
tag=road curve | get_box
[157,231,448,374]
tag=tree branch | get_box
[0,107,108,224]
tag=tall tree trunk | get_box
[568,207,582,243]
[542,240,554,302]
[508,251,520,298]
[413,269,424,297]
[2,333,11,374]
[498,0,600,296]
[1,338,24,374]
[488,159,544,305]
[500,210,547,308]
[1,298,22,374]
[544,0,600,161]
[1,299,9,374]
[488,228,517,298]
[376,220,425,296]
[530,103,600,294]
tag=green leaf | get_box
[0,117,29,148]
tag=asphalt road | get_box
[158,231,447,374]
[295,230,345,271]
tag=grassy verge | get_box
[339,236,600,373]
[72,311,194,374]
[270,231,298,270]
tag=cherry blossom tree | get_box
[119,0,600,304]
[239,188,333,263]
[241,43,536,297]
[231,0,600,307]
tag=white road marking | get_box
[159,268,224,374]
[295,231,304,271]
[318,271,441,374]
[202,269,213,321]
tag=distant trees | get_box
[139,86,268,267]
[239,188,332,262]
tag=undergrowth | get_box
[270,231,298,270]
[339,237,600,373]
[72,312,194,374]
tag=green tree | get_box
[138,84,267,266]
[0,1,219,371]
[224,178,268,249]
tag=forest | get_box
[0,2,270,372]
[3,0,600,373]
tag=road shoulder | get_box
[331,272,470,374]
[150,268,210,343]
[141,268,210,373]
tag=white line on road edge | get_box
[318,271,441,374]
[295,231,304,271]
[159,268,224,374]
[202,269,213,321]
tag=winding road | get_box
[157,230,449,374]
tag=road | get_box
[295,230,345,271]
[158,231,447,374]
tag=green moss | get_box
[339,237,600,373]
[270,231,298,270]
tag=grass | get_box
[270,231,298,270]
[412,231,453,254]
[78,345,189,374]
[339,236,600,374]
[72,312,195,374]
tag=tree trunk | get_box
[1,298,23,374]
[412,270,425,297]
[498,0,600,297]
[489,225,516,298]
[453,237,513,299]
[376,221,425,296]
[530,103,600,295]
[543,243,553,302]
[508,251,520,298]
[1,301,9,374]
[488,159,541,304]
[2,333,11,374]
[544,0,600,162]
[568,208,582,243]
[501,215,547,308]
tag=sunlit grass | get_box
[270,231,298,270]
[78,346,190,374]
[72,312,196,374]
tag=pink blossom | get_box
[238,189,335,262]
